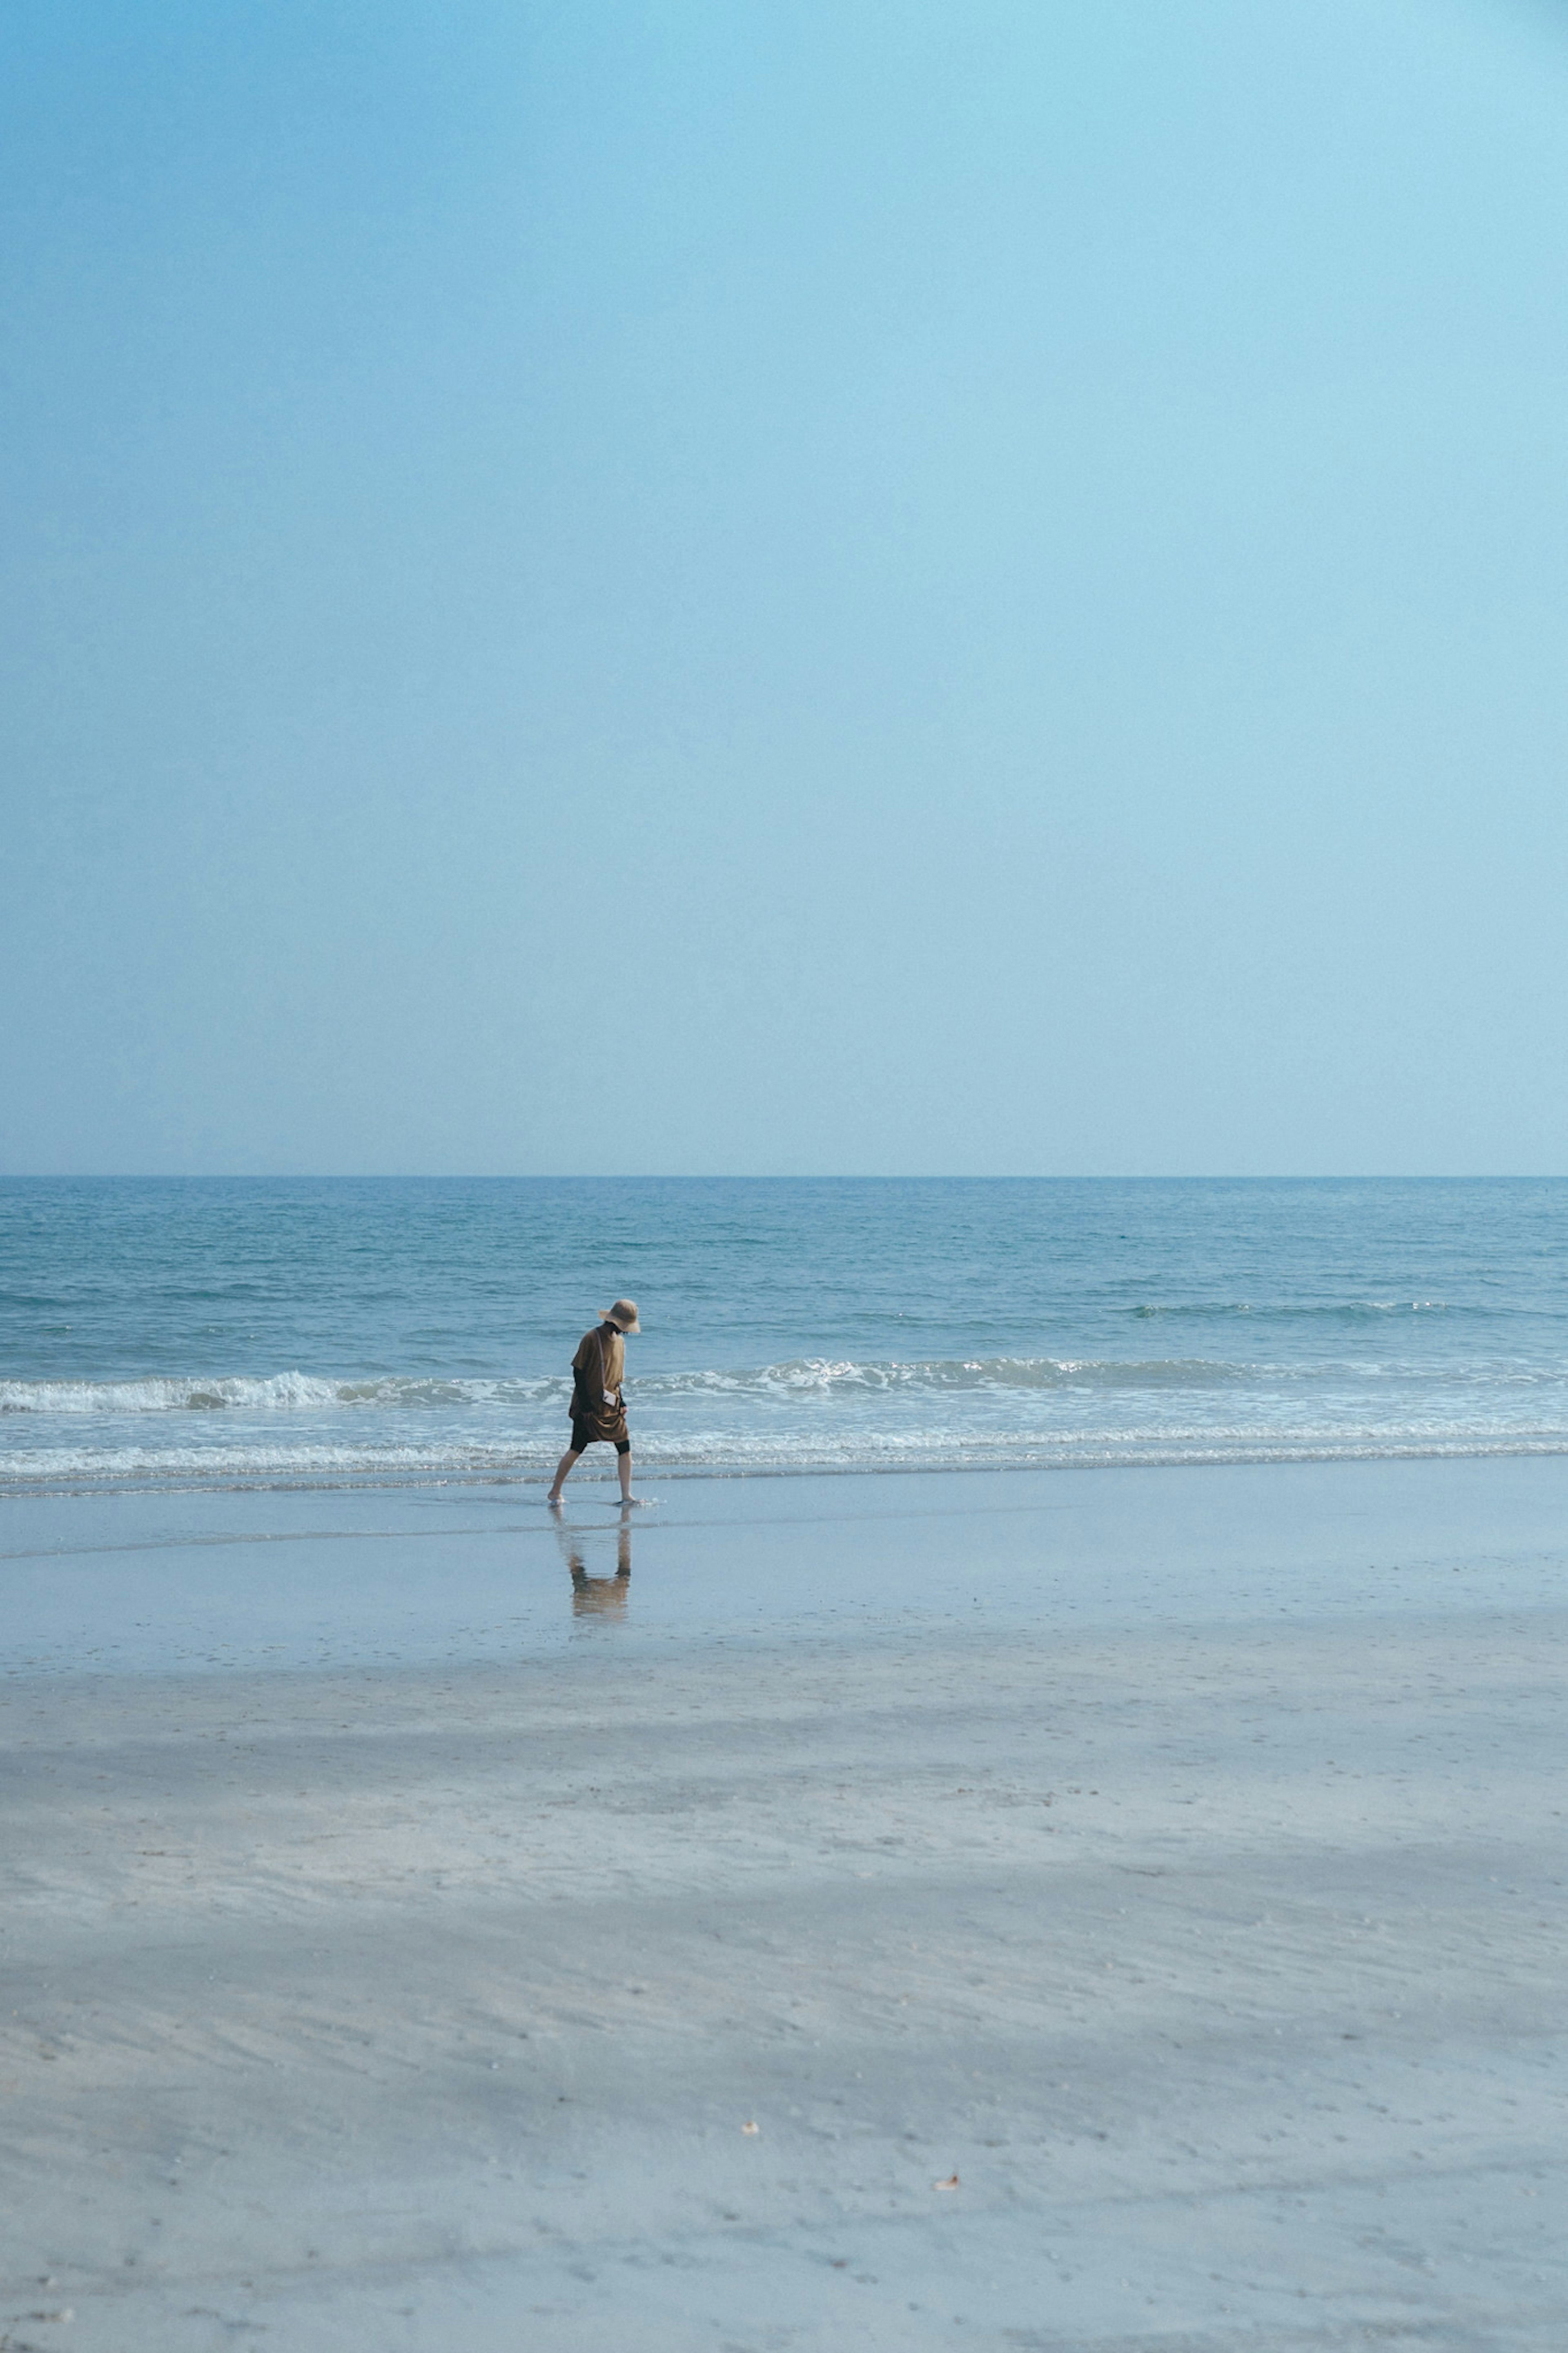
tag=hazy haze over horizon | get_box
[4,0,1567,1176]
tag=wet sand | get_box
[2,1459,1566,2349]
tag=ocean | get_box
[2,1175,1566,1494]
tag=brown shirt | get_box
[570,1324,628,1442]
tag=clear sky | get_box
[4,0,1567,1175]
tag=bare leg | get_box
[618,1449,633,1504]
[547,1448,581,1504]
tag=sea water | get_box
[2,1176,1566,1494]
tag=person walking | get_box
[546,1300,641,1505]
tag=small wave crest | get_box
[2,1348,1549,1420]
[0,1355,1266,1418]
[658,1355,1256,1396]
[1133,1299,1452,1320]
[0,1370,555,1416]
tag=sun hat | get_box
[602,1299,641,1333]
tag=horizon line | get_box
[2,1172,1565,1186]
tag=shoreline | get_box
[11,1424,1568,1507]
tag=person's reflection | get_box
[554,1516,632,1618]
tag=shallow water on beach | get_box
[9,1456,1566,2350]
[2,1176,1567,1492]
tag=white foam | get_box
[6,1418,1568,1496]
[0,1372,558,1415]
[6,1354,1568,1494]
[11,1344,1566,1419]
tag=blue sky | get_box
[4,0,1567,1173]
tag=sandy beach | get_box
[3,1457,1566,2349]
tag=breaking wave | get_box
[2,1356,1250,1416]
[0,1371,541,1415]
[3,1349,1544,1420]
[4,1349,1568,1493]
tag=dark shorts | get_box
[570,1418,630,1457]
